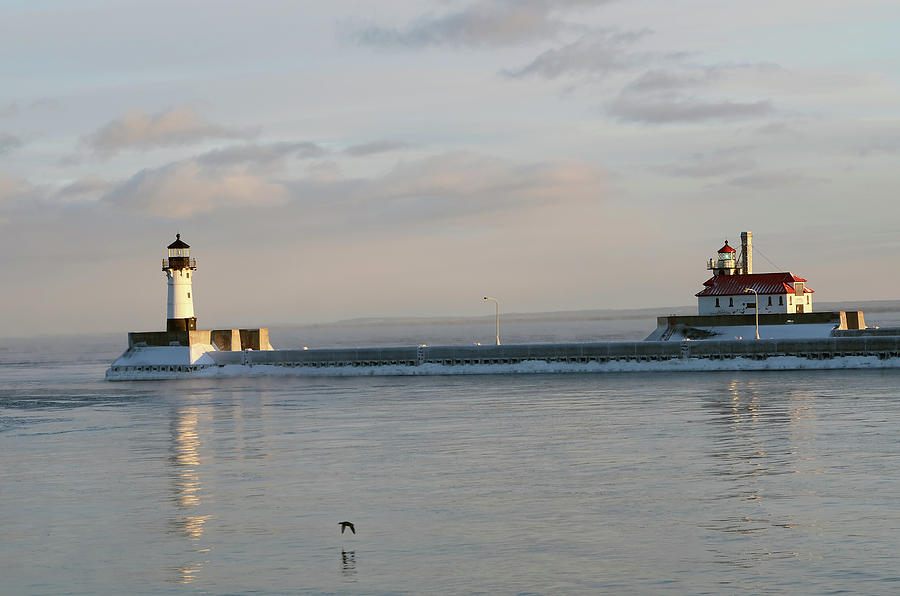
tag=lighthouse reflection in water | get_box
[169,407,211,584]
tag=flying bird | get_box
[339,521,356,535]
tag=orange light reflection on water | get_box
[169,407,213,584]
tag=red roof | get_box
[696,273,814,297]
[717,241,736,254]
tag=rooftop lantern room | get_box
[708,240,740,276]
[164,234,196,271]
[167,233,190,257]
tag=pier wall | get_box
[834,327,900,337]
[206,336,900,369]
[645,311,866,341]
[655,311,850,329]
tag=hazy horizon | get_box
[5,298,900,342]
[3,1,899,338]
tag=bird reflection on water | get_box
[339,521,357,578]
[341,550,357,578]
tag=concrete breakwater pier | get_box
[218,334,900,368]
[106,333,900,379]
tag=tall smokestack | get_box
[741,231,752,275]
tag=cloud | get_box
[0,98,58,119]
[30,98,60,111]
[623,68,716,94]
[54,176,115,199]
[605,63,781,123]
[343,140,409,157]
[854,125,900,156]
[100,142,329,217]
[325,151,610,223]
[305,159,344,182]
[353,1,789,129]
[664,156,758,178]
[0,132,23,154]
[354,0,611,48]
[725,170,823,189]
[371,152,604,205]
[84,106,251,156]
[1,175,115,211]
[755,122,796,135]
[196,141,326,167]
[608,95,773,123]
[623,63,781,94]
[99,149,609,222]
[0,175,46,227]
[102,159,290,218]
[0,175,35,202]
[505,29,649,79]
[609,62,876,127]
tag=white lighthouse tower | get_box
[163,234,197,332]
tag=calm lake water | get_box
[3,315,900,594]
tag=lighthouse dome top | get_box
[717,241,736,254]
[167,233,190,250]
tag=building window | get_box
[187,292,191,298]
[789,296,792,305]
[779,296,783,305]
[807,295,810,304]
[729,297,733,307]
[715,298,720,307]
[768,296,772,306]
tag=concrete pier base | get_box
[127,328,273,351]
[644,311,865,341]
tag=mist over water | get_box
[4,310,900,594]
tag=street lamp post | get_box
[483,296,500,345]
[744,288,760,340]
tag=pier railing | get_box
[162,258,197,269]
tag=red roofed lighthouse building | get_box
[696,231,814,316]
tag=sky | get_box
[2,0,899,337]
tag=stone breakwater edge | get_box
[106,354,900,380]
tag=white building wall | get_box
[786,292,813,314]
[698,294,792,316]
[166,269,195,319]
